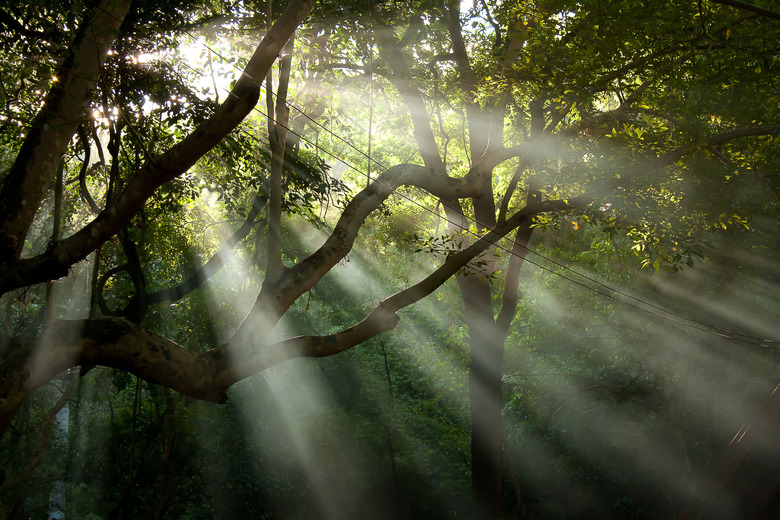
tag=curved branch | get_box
[377,25,446,173]
[0,0,317,296]
[0,193,563,436]
[495,221,534,335]
[97,263,132,316]
[0,318,226,436]
[709,0,780,20]
[655,125,780,166]
[470,141,538,177]
[233,164,482,335]
[99,229,147,323]
[0,0,131,261]
[249,196,568,362]
[77,125,101,214]
[147,192,268,304]
[444,0,507,163]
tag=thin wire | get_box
[175,32,780,347]
[250,95,780,347]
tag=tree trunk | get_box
[466,288,506,520]
[464,219,535,520]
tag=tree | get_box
[350,1,780,517]
[1,0,779,518]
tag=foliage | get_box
[1,0,779,518]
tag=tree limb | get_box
[147,193,269,304]
[0,0,132,262]
[653,125,780,167]
[77,125,101,214]
[267,34,296,282]
[0,0,317,296]
[709,0,780,20]
[0,190,556,435]
[231,163,482,341]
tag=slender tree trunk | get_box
[463,279,505,520]
[265,9,295,282]
[465,216,535,520]
[46,160,64,323]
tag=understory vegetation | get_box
[1,0,779,518]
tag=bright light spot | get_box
[92,108,110,127]
[177,35,237,101]
[142,95,160,115]
[133,51,166,64]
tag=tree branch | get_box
[654,125,780,166]
[147,193,269,304]
[709,0,780,20]
[231,163,482,340]
[0,0,132,262]
[267,35,296,282]
[0,185,568,436]
[377,26,446,174]
[495,219,534,335]
[0,0,317,296]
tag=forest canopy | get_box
[0,0,779,518]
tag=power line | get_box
[173,30,780,347]
[258,93,780,347]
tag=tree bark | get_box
[266,34,295,282]
[0,165,495,437]
[465,278,504,520]
[0,0,132,263]
[0,0,318,296]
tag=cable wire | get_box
[158,29,780,347]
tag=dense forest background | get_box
[0,0,779,518]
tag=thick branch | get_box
[0,0,317,296]
[0,0,131,261]
[709,0,780,20]
[267,35,295,282]
[0,199,516,432]
[378,22,476,238]
[470,141,539,178]
[495,222,534,335]
[225,199,558,380]
[654,125,780,166]
[77,125,101,214]
[232,164,482,340]
[377,26,445,173]
[0,192,563,436]
[0,318,225,436]
[444,1,508,166]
